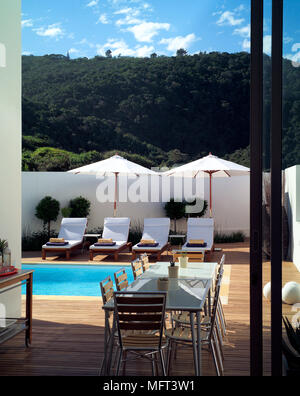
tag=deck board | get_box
[0,242,299,376]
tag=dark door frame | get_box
[250,0,283,376]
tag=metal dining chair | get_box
[113,291,168,376]
[114,268,129,291]
[131,259,143,280]
[165,272,224,376]
[141,253,150,272]
[99,276,118,373]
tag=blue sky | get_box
[21,0,300,62]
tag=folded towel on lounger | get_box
[139,239,156,245]
[49,238,65,243]
[137,242,159,248]
[98,238,113,243]
[94,242,116,247]
[186,242,207,248]
[189,239,204,244]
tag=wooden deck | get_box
[0,242,299,376]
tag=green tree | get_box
[176,48,187,56]
[105,49,112,58]
[35,196,60,237]
[69,196,91,218]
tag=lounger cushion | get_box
[182,218,214,252]
[42,240,82,250]
[133,218,170,252]
[102,217,130,242]
[94,242,116,247]
[133,243,166,251]
[90,241,127,251]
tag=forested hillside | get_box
[22,52,300,171]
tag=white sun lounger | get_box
[132,218,170,260]
[181,218,214,260]
[89,217,132,261]
[42,218,88,260]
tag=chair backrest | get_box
[100,276,114,305]
[141,254,150,272]
[209,268,224,338]
[114,291,167,349]
[142,218,170,246]
[131,259,143,280]
[102,217,130,242]
[114,268,129,291]
[219,254,225,274]
[186,218,214,247]
[58,218,87,241]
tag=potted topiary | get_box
[35,196,60,238]
[164,199,186,233]
[0,239,8,265]
[69,196,91,218]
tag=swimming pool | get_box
[21,264,134,297]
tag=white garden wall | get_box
[0,1,22,318]
[22,172,250,237]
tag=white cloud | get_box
[217,11,244,26]
[263,35,272,55]
[97,14,110,24]
[96,38,154,57]
[116,16,142,26]
[77,38,96,48]
[68,48,80,54]
[234,24,250,38]
[127,22,170,43]
[114,8,135,15]
[242,39,250,50]
[22,19,33,28]
[159,33,198,54]
[22,51,33,55]
[34,23,64,40]
[286,43,300,67]
[135,45,155,57]
[291,43,300,52]
[87,0,99,7]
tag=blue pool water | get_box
[21,264,134,296]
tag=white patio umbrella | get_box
[165,153,250,217]
[68,154,157,216]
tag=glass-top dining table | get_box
[101,261,218,376]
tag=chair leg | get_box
[42,249,46,260]
[159,349,167,376]
[66,250,70,260]
[122,351,127,375]
[213,330,224,375]
[132,251,136,260]
[89,250,94,261]
[116,349,123,376]
[166,340,173,375]
[210,339,221,376]
[114,252,119,261]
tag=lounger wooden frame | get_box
[89,242,132,262]
[42,242,83,261]
[132,242,170,261]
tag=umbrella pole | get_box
[209,172,212,218]
[114,172,118,217]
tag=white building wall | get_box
[0,1,22,317]
[22,172,250,236]
[285,165,300,271]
